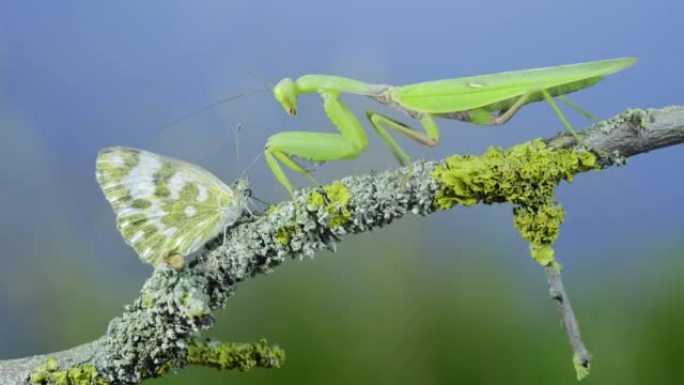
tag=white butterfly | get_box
[96,147,249,268]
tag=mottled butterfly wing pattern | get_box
[96,147,245,267]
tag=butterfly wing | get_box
[96,147,243,267]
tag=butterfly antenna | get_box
[154,88,270,135]
[239,151,264,181]
[234,122,242,179]
[234,145,274,208]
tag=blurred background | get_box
[1,1,683,383]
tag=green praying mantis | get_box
[264,57,638,197]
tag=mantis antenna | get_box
[154,88,270,135]
[244,69,274,88]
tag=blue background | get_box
[1,1,682,383]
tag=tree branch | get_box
[544,265,591,380]
[1,106,682,385]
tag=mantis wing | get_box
[391,57,638,114]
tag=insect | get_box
[96,147,249,268]
[266,57,638,196]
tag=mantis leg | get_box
[491,90,535,124]
[540,88,584,142]
[492,88,587,143]
[265,90,368,197]
[365,112,440,166]
[558,95,600,122]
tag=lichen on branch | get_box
[187,338,285,371]
[432,139,598,266]
[29,358,107,385]
[27,338,284,385]
[2,106,682,385]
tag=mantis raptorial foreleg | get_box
[267,92,443,197]
[265,90,368,197]
[264,147,319,196]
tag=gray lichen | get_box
[3,105,683,385]
[94,161,440,383]
[196,161,440,309]
[99,267,213,382]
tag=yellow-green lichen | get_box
[307,189,326,207]
[265,204,281,215]
[154,362,173,377]
[276,227,293,245]
[307,182,352,227]
[30,358,108,385]
[432,139,598,266]
[432,139,597,209]
[622,108,649,129]
[141,293,154,308]
[573,354,591,380]
[513,203,565,267]
[187,338,286,372]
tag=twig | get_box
[1,106,682,385]
[544,265,591,379]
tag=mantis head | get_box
[273,78,298,116]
